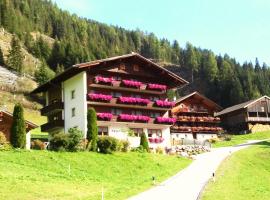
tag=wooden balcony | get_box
[88,98,169,111]
[247,117,270,122]
[89,83,165,95]
[41,101,64,116]
[41,120,64,132]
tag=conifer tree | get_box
[140,132,149,152]
[34,60,55,85]
[10,103,26,149]
[0,47,4,66]
[7,36,23,74]
[87,108,98,151]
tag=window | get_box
[71,108,76,117]
[131,128,143,136]
[133,64,139,71]
[131,110,142,115]
[111,108,122,115]
[71,90,75,99]
[148,129,162,137]
[98,126,108,136]
[150,112,160,118]
[111,92,122,98]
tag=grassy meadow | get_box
[0,151,191,200]
[202,141,270,200]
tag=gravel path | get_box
[128,140,265,200]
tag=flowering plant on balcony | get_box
[156,117,176,124]
[97,113,113,121]
[88,93,112,102]
[155,100,175,108]
[95,76,115,84]
[136,115,150,122]
[148,83,167,91]
[148,137,164,143]
[122,80,142,88]
[118,96,150,105]
[118,114,150,122]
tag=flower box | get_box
[156,117,176,124]
[122,80,142,88]
[148,137,164,143]
[118,114,150,122]
[147,83,167,91]
[95,76,115,84]
[136,115,150,122]
[97,113,113,121]
[118,96,150,105]
[88,93,112,102]
[155,100,175,108]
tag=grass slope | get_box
[213,131,270,147]
[0,151,191,200]
[202,141,270,200]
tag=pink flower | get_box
[118,114,150,122]
[88,93,112,102]
[155,100,175,108]
[148,83,167,91]
[156,117,176,124]
[95,76,115,84]
[97,113,113,120]
[122,80,142,88]
[118,96,150,105]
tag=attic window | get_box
[133,64,139,71]
[119,64,125,70]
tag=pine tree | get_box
[87,108,98,151]
[7,35,23,73]
[10,103,26,149]
[35,60,55,85]
[140,132,149,152]
[55,64,65,75]
[0,47,5,66]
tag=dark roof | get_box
[216,95,270,116]
[175,91,222,111]
[0,110,38,129]
[31,53,188,94]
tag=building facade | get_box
[32,53,188,148]
[216,95,270,133]
[170,92,223,143]
[0,110,37,149]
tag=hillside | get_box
[0,0,270,108]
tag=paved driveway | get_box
[128,140,265,200]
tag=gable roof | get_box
[0,110,38,129]
[31,53,188,94]
[175,91,222,111]
[216,95,270,116]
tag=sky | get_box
[53,0,270,65]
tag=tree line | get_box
[0,0,269,107]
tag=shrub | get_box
[97,136,119,154]
[10,103,26,149]
[49,132,69,151]
[31,139,45,150]
[156,146,164,154]
[224,135,232,141]
[121,140,130,152]
[131,145,147,153]
[67,127,83,152]
[140,132,149,152]
[87,108,98,151]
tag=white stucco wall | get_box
[26,131,31,150]
[171,133,194,140]
[63,72,87,137]
[196,133,217,140]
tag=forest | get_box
[0,0,269,108]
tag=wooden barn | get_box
[171,91,223,142]
[0,110,38,149]
[216,95,270,133]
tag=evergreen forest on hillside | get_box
[0,0,269,107]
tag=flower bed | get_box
[148,137,164,143]
[95,76,115,84]
[156,117,176,124]
[148,83,167,91]
[118,114,150,122]
[122,80,142,88]
[118,96,150,105]
[88,93,112,102]
[97,113,113,121]
[155,100,175,108]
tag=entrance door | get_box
[192,133,197,139]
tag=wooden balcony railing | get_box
[41,101,64,116]
[247,117,270,122]
[41,120,64,132]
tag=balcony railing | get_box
[41,120,64,132]
[171,125,223,133]
[41,101,64,116]
[177,116,220,123]
[247,117,270,122]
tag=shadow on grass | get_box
[234,140,270,148]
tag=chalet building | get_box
[31,53,188,148]
[216,95,270,133]
[0,110,38,149]
[170,92,223,142]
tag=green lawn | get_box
[213,131,270,147]
[0,151,191,200]
[202,141,270,200]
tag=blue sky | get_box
[54,0,270,65]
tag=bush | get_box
[121,140,130,152]
[156,146,164,154]
[140,132,149,152]
[224,135,232,141]
[87,108,98,151]
[97,136,120,154]
[49,127,83,152]
[131,145,147,153]
[31,139,45,150]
